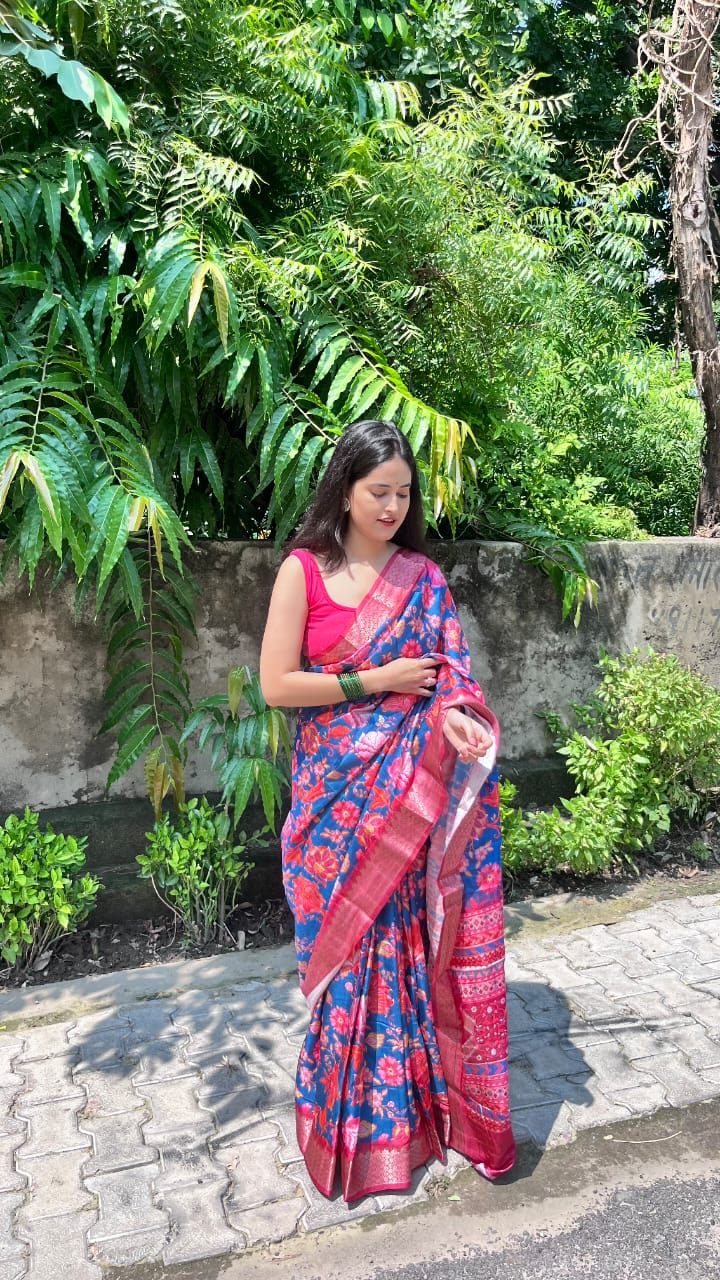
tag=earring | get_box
[343,499,350,512]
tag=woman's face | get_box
[346,455,412,544]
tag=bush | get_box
[138,797,255,944]
[500,650,720,875]
[0,809,99,970]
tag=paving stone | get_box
[506,1100,576,1149]
[76,1062,144,1118]
[510,1061,567,1109]
[252,1061,297,1111]
[14,1024,75,1063]
[506,993,537,1036]
[73,1035,134,1074]
[566,988,626,1029]
[0,1132,27,1192]
[226,1151,298,1212]
[603,908,678,935]
[160,1179,239,1263]
[580,962,651,1000]
[524,956,603,991]
[137,1077,210,1138]
[661,950,720,983]
[529,1074,594,1107]
[512,984,570,1034]
[285,1163,378,1228]
[524,1034,588,1080]
[0,1086,27,1136]
[16,1098,91,1158]
[0,1189,25,1253]
[602,926,679,959]
[17,1151,94,1220]
[504,956,546,987]
[608,1082,668,1115]
[132,1038,196,1085]
[82,1111,158,1175]
[124,1002,181,1046]
[243,1021,301,1066]
[2,1256,27,1280]
[68,1011,132,1042]
[644,972,716,1009]
[641,1052,720,1106]
[580,1040,656,1092]
[86,1162,168,1242]
[551,937,617,969]
[229,1193,307,1245]
[212,1115,283,1155]
[191,1049,255,1099]
[425,1146,470,1183]
[17,1209,100,1280]
[610,1026,678,1062]
[564,1080,633,1130]
[156,1128,223,1188]
[683,998,720,1032]
[88,1229,167,1267]
[660,895,720,923]
[16,1057,83,1106]
[661,1023,720,1068]
[200,1084,268,1140]
[618,992,687,1028]
[0,1037,26,1087]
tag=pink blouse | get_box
[289,549,356,662]
[289,548,400,663]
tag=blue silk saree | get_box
[282,549,515,1201]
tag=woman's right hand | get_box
[375,657,440,697]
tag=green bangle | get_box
[338,670,365,699]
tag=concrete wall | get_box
[2,537,720,813]
[3,536,719,918]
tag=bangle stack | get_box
[338,670,365,699]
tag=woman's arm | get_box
[259,557,440,708]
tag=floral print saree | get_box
[282,548,515,1201]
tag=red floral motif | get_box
[331,799,361,827]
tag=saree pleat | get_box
[284,549,516,1200]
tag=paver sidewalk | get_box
[1,888,719,1278]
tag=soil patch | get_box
[2,821,719,992]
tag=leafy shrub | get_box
[181,666,291,830]
[139,667,292,944]
[138,798,254,945]
[0,810,99,970]
[500,650,720,875]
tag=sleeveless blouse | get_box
[289,549,356,662]
[289,548,400,663]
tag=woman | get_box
[260,419,515,1202]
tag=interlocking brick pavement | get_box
[0,886,718,1274]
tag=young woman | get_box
[260,419,515,1202]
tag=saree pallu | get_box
[282,548,516,1202]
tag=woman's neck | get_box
[342,530,396,569]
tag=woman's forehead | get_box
[359,458,412,486]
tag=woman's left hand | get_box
[442,707,493,764]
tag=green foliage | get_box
[101,537,195,797]
[182,666,291,831]
[137,797,253,943]
[500,651,720,875]
[0,808,99,969]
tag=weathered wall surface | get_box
[2,537,720,815]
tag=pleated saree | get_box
[282,548,515,1201]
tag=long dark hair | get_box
[286,419,427,568]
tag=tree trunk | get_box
[668,0,720,532]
